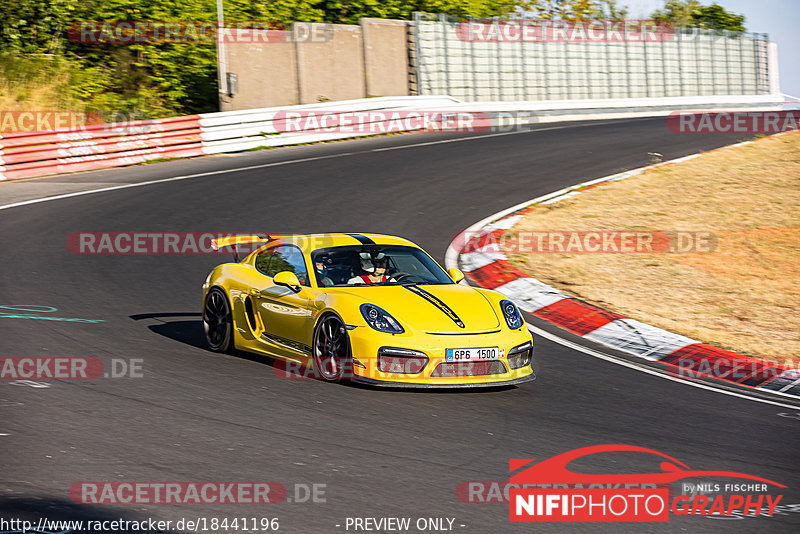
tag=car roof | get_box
[263,233,419,254]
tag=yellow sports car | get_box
[201,233,534,388]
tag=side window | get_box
[255,248,275,275]
[267,245,310,286]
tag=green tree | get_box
[690,3,745,31]
[317,1,532,24]
[652,1,745,32]
[3,0,579,117]
[652,0,699,27]
[0,0,76,53]
[520,0,629,20]
[249,0,326,22]
[67,0,232,115]
[590,0,628,20]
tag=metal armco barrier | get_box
[0,94,784,181]
[198,95,464,154]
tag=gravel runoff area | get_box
[506,132,800,366]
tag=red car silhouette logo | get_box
[510,444,785,487]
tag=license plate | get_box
[446,347,502,362]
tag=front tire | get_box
[203,287,233,353]
[312,314,352,381]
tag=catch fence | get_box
[413,13,774,101]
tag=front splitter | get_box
[351,372,535,389]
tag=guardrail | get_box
[0,94,784,181]
[199,95,464,154]
[436,94,784,122]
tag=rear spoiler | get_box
[211,234,279,262]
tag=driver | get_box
[314,254,334,287]
[348,255,395,284]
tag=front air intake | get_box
[507,341,533,370]
[378,347,428,374]
[431,361,507,377]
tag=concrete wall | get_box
[224,34,298,110]
[360,18,410,97]
[297,24,365,103]
[223,20,411,111]
[221,16,777,110]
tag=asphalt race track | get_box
[2,117,799,533]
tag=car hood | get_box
[334,284,501,333]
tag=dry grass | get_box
[507,133,800,365]
[0,58,80,115]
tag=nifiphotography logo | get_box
[508,445,785,522]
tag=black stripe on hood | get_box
[404,285,465,329]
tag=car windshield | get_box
[310,245,454,287]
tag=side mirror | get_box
[448,267,465,283]
[273,271,312,298]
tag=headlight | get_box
[500,299,524,330]
[360,304,404,334]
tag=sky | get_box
[623,0,799,99]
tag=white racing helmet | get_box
[359,252,387,273]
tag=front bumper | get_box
[347,327,535,387]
